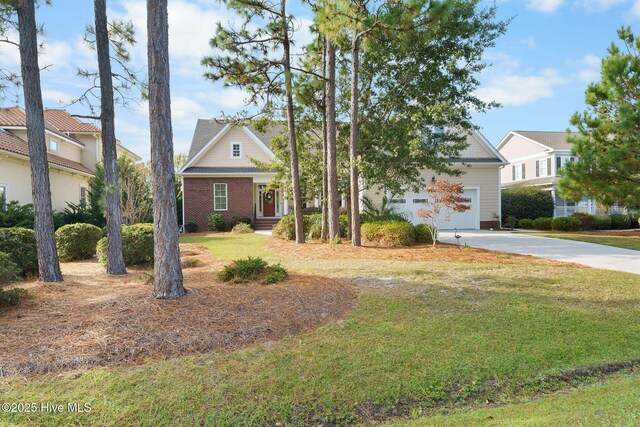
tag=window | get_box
[413,198,427,203]
[80,186,87,207]
[513,163,525,181]
[49,138,59,152]
[556,156,575,173]
[231,142,241,158]
[536,158,550,177]
[0,184,6,210]
[214,183,227,211]
[389,198,406,204]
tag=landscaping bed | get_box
[0,244,355,377]
[265,237,582,267]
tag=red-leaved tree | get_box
[417,181,471,246]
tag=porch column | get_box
[551,188,556,218]
[283,190,289,214]
[314,196,319,208]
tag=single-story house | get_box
[180,119,507,231]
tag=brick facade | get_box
[184,177,254,231]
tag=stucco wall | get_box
[192,127,272,168]
[0,155,91,211]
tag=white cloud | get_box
[520,36,536,49]
[42,89,74,104]
[575,0,626,11]
[576,54,601,82]
[476,68,566,106]
[526,0,564,12]
[632,0,640,15]
[39,40,74,69]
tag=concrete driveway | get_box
[438,230,640,275]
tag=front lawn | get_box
[526,232,640,251]
[1,233,639,425]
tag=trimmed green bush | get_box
[571,212,596,231]
[532,217,553,231]
[505,216,517,229]
[501,187,554,221]
[414,224,436,244]
[55,223,102,261]
[97,223,154,267]
[274,214,349,241]
[0,252,20,285]
[0,227,38,277]
[230,215,251,228]
[0,201,34,228]
[517,218,534,229]
[185,222,198,233]
[231,223,253,234]
[361,221,415,247]
[610,213,629,230]
[218,257,288,284]
[207,212,226,231]
[552,216,582,232]
[593,214,612,230]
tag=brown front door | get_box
[262,190,276,217]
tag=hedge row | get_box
[518,212,639,231]
[502,187,554,221]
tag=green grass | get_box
[527,232,640,251]
[180,232,270,260]
[2,234,640,425]
[391,372,640,426]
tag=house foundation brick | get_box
[184,177,254,231]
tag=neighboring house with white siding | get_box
[0,106,141,212]
[180,120,506,231]
[497,131,607,217]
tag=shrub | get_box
[0,252,20,285]
[502,187,554,221]
[593,214,612,230]
[571,212,596,231]
[55,223,102,261]
[274,214,348,241]
[259,263,289,284]
[361,221,415,247]
[552,216,582,232]
[0,288,28,308]
[0,227,38,276]
[207,212,225,231]
[531,217,553,231]
[97,223,154,267]
[517,218,534,229]
[0,201,34,228]
[230,215,251,228]
[231,222,253,234]
[181,258,200,268]
[217,257,288,284]
[414,224,436,244]
[301,206,321,215]
[185,222,198,233]
[505,216,517,229]
[610,213,629,230]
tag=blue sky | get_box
[0,0,635,159]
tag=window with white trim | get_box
[80,186,88,207]
[0,184,7,210]
[231,142,241,158]
[536,158,550,177]
[214,183,228,211]
[512,163,525,181]
[49,138,59,152]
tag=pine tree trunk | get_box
[16,0,62,282]
[345,186,352,240]
[282,0,304,244]
[94,0,126,275]
[349,38,361,246]
[320,97,328,243]
[325,40,340,241]
[147,0,185,298]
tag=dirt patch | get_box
[266,238,582,267]
[0,244,355,377]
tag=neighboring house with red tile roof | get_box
[0,106,142,211]
[179,119,507,231]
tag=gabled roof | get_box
[0,107,91,146]
[498,131,578,152]
[0,128,94,175]
[464,130,508,164]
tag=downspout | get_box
[181,176,185,230]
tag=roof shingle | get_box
[514,131,578,151]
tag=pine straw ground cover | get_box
[0,244,355,377]
[265,237,583,267]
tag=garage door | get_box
[391,188,479,230]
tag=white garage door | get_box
[391,188,479,230]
